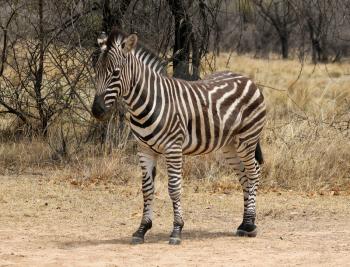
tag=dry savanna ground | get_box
[0,174,350,267]
[0,54,350,266]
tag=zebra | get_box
[91,29,266,245]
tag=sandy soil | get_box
[0,174,349,267]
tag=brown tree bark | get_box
[102,0,132,32]
[34,0,48,136]
[167,0,192,80]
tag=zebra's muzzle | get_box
[91,95,108,120]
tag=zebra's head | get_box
[91,30,138,120]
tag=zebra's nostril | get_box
[91,96,107,119]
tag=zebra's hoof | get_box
[131,221,152,244]
[169,237,181,245]
[235,223,257,237]
[169,222,183,245]
[131,236,144,245]
[236,228,258,237]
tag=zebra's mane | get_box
[106,28,167,75]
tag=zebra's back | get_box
[179,71,266,155]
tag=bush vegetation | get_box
[1,53,349,194]
[0,0,349,194]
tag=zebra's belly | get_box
[131,129,231,156]
[129,121,178,154]
[132,133,167,154]
[129,110,242,155]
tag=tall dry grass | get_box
[215,54,350,193]
[0,54,349,193]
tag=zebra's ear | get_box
[97,32,108,51]
[122,34,138,54]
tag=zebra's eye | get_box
[112,70,120,76]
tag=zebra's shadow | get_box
[59,230,235,248]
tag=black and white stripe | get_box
[92,30,266,244]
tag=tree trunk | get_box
[102,0,114,32]
[190,34,200,80]
[167,0,192,80]
[102,0,131,31]
[320,35,328,62]
[280,34,289,59]
[311,40,328,64]
[307,17,328,64]
[35,0,48,136]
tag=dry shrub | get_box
[1,54,350,194]
[182,153,230,181]
[51,149,138,188]
[262,119,350,191]
[214,53,350,117]
[180,152,242,194]
[201,53,350,193]
[0,140,52,174]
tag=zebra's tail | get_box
[255,141,264,165]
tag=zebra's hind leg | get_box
[165,146,184,245]
[223,143,259,237]
[131,149,158,245]
[234,141,261,237]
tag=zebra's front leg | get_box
[165,149,184,245]
[131,150,158,244]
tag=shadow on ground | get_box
[59,230,238,248]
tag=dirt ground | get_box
[0,174,349,267]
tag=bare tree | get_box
[0,0,94,137]
[0,0,349,147]
[167,0,223,80]
[0,1,20,77]
[252,0,296,59]
[295,0,337,63]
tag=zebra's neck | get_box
[122,56,162,116]
[112,31,167,75]
[133,46,167,75]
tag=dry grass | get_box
[263,120,350,192]
[214,54,350,118]
[214,54,350,193]
[0,140,52,174]
[0,54,350,193]
[50,149,138,188]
